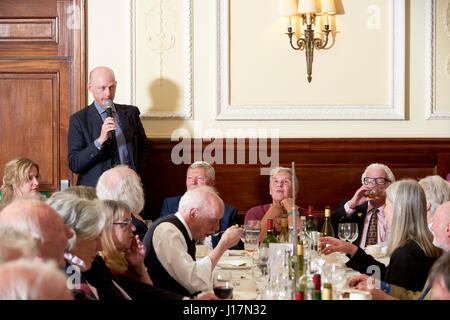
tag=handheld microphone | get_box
[104,99,115,135]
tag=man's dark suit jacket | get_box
[331,199,369,247]
[160,195,244,250]
[68,102,149,187]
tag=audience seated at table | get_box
[160,161,242,250]
[244,167,313,243]
[331,163,395,249]
[144,186,241,297]
[320,179,443,292]
[349,201,450,300]
[0,157,42,211]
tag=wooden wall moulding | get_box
[0,18,58,43]
[142,138,450,223]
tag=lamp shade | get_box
[278,0,298,16]
[297,0,319,14]
[321,0,336,14]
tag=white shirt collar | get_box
[175,211,193,241]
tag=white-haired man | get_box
[96,165,148,240]
[331,163,395,249]
[160,161,242,250]
[144,185,242,297]
[0,199,74,268]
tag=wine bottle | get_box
[321,205,335,238]
[295,255,310,300]
[305,206,317,233]
[313,274,322,300]
[263,219,278,247]
[279,212,289,243]
[297,238,304,276]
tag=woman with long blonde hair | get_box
[320,179,442,292]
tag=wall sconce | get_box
[279,0,336,83]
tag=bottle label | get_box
[295,292,304,300]
[281,218,287,227]
[267,219,273,231]
[322,288,332,300]
[313,274,321,290]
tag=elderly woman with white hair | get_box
[244,167,312,242]
[47,192,106,300]
[320,179,443,292]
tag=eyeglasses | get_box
[363,177,391,185]
[113,219,133,227]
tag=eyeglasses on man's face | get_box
[363,177,391,185]
[113,219,133,227]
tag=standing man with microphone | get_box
[68,66,149,188]
[68,66,150,234]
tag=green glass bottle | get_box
[305,212,317,234]
[279,212,289,243]
[295,255,309,300]
[297,238,304,276]
[263,219,278,247]
[321,205,335,238]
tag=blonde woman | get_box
[1,157,40,209]
[320,179,442,292]
[83,200,203,300]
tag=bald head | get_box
[430,201,450,251]
[178,185,224,242]
[89,66,115,84]
[0,200,73,268]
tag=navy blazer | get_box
[68,102,149,187]
[160,195,243,250]
[331,199,369,247]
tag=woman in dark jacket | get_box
[320,179,442,291]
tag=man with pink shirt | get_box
[331,163,395,249]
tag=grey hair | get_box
[188,161,215,180]
[96,165,145,214]
[0,258,73,300]
[269,167,299,191]
[385,179,441,258]
[47,192,106,252]
[429,252,450,295]
[361,163,396,184]
[419,175,450,218]
[0,225,37,264]
[179,185,223,217]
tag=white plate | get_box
[233,291,258,300]
[217,260,251,269]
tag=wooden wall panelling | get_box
[142,139,450,223]
[0,0,85,193]
[0,59,70,192]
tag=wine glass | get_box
[213,270,233,299]
[338,223,349,242]
[347,223,358,243]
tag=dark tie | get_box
[365,208,378,246]
[106,132,120,167]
